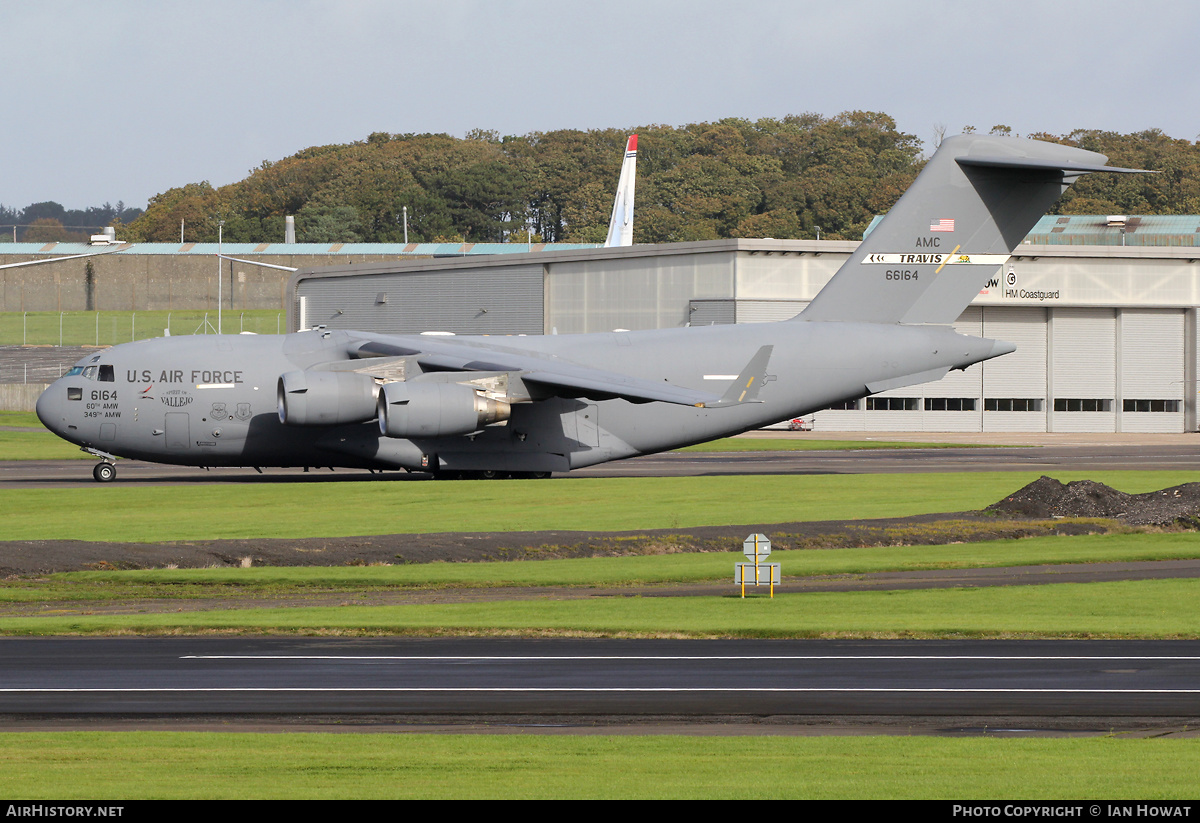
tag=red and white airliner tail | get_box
[604,134,637,247]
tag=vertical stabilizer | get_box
[798,135,1146,325]
[604,134,637,247]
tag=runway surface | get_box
[578,444,1200,476]
[3,439,1200,487]
[2,637,1199,720]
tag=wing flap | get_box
[522,370,718,406]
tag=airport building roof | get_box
[1021,215,1200,246]
[863,214,1200,246]
[0,241,599,257]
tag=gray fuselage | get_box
[36,320,1005,474]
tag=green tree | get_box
[296,205,363,243]
[24,217,83,242]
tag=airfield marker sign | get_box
[737,533,779,598]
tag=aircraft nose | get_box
[35,383,64,433]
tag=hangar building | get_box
[291,215,1200,434]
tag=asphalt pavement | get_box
[1,637,1198,731]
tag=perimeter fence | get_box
[1,310,284,348]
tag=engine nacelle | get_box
[378,381,510,438]
[277,370,378,426]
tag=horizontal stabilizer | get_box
[956,156,1151,175]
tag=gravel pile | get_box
[987,475,1200,526]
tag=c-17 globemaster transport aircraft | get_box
[37,135,1143,481]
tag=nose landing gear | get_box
[82,448,119,482]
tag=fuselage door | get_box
[165,412,190,450]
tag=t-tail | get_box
[604,134,637,247]
[798,135,1148,325]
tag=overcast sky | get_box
[3,0,1195,212]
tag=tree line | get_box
[0,202,143,242]
[119,112,927,245]
[12,115,1200,246]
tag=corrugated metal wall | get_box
[546,252,735,334]
[296,265,543,335]
[735,300,809,323]
[687,300,735,326]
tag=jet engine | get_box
[277,370,378,426]
[378,381,510,438]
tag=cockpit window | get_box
[98,365,115,382]
[81,366,98,380]
[66,366,84,377]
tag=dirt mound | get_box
[987,476,1200,526]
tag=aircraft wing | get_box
[519,368,715,406]
[350,335,771,408]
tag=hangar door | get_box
[1118,309,1184,433]
[1050,308,1116,433]
[981,307,1047,433]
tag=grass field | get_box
[3,577,1197,638]
[1,470,1194,542]
[1,531,1193,600]
[0,412,39,427]
[3,532,1200,638]
[0,427,90,459]
[0,413,85,462]
[0,733,1196,799]
[0,310,285,346]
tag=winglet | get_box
[704,345,774,407]
[604,135,638,247]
